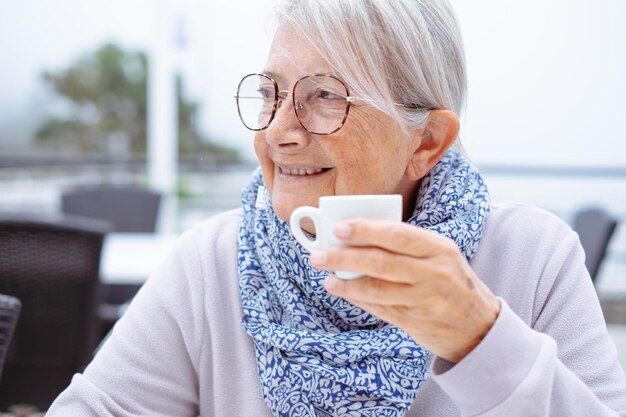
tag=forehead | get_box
[263,24,334,84]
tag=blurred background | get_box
[0,0,625,412]
[2,0,624,288]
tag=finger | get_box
[324,275,418,306]
[311,246,446,284]
[333,219,455,258]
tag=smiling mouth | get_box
[278,166,333,176]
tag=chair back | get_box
[0,214,109,411]
[61,184,161,232]
[0,294,21,384]
[573,208,618,283]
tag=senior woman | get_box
[47,0,626,416]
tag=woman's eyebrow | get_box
[263,70,343,81]
[262,70,283,82]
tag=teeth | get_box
[280,167,324,176]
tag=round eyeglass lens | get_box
[294,75,349,135]
[236,74,276,131]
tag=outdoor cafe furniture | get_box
[0,214,108,412]
[61,184,162,233]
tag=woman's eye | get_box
[257,87,274,99]
[318,90,342,100]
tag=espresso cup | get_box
[289,194,402,279]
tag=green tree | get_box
[35,42,238,161]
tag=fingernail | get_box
[310,251,327,266]
[324,275,337,292]
[334,222,352,239]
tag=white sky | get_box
[1,0,625,166]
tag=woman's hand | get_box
[310,219,501,363]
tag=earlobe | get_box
[404,110,460,181]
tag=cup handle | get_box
[289,206,321,252]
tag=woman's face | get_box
[255,24,420,222]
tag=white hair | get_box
[274,0,466,142]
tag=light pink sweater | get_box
[47,203,626,416]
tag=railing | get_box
[477,164,626,299]
[1,161,625,296]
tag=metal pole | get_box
[147,0,178,197]
[146,0,179,233]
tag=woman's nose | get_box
[277,97,304,111]
[264,94,309,149]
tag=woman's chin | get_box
[273,202,299,223]
[272,198,318,223]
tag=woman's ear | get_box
[405,110,460,181]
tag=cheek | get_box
[253,132,267,159]
[338,114,390,167]
[335,115,375,166]
[335,112,411,190]
[254,133,274,186]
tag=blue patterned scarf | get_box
[238,150,490,417]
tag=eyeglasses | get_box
[235,73,361,135]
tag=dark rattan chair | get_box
[0,214,110,411]
[0,294,21,384]
[61,184,162,233]
[573,207,618,283]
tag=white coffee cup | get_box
[289,194,402,279]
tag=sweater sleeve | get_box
[429,227,626,416]
[46,229,206,417]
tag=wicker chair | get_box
[573,207,618,283]
[0,294,21,384]
[0,214,110,411]
[61,184,162,233]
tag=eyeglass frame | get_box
[235,72,384,136]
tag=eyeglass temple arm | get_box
[234,92,423,110]
[348,96,423,109]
